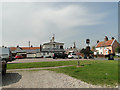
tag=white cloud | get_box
[2,3,109,47]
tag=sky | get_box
[1,2,118,49]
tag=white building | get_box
[41,36,65,57]
[95,36,120,55]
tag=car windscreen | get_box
[72,54,76,55]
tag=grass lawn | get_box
[48,60,118,87]
[7,60,78,69]
[7,60,118,87]
[114,56,120,58]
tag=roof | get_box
[10,47,40,51]
[96,39,114,48]
[10,47,17,51]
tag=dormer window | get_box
[53,44,55,47]
[60,46,63,49]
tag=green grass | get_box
[48,60,118,87]
[7,60,78,69]
[114,56,120,58]
[7,60,118,87]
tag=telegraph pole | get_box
[29,41,30,49]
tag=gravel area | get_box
[2,70,107,88]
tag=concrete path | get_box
[2,70,106,88]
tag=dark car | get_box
[0,58,7,75]
[89,56,94,59]
[53,53,68,59]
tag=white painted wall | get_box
[43,43,63,49]
[96,47,103,55]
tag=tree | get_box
[80,48,93,55]
[80,48,85,54]
[92,46,95,51]
[115,46,120,53]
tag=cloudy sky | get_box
[1,2,118,49]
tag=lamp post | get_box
[85,39,90,59]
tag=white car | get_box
[116,53,120,57]
[0,47,13,62]
[68,53,82,59]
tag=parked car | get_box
[15,55,23,59]
[68,53,82,59]
[116,53,120,57]
[0,47,13,62]
[35,53,43,58]
[53,53,68,59]
[89,55,94,59]
[44,55,51,58]
[0,47,10,75]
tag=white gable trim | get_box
[111,39,116,46]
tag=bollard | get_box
[77,61,80,66]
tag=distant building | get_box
[10,46,40,58]
[65,42,78,54]
[95,36,120,55]
[41,36,65,57]
[10,35,65,58]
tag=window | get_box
[72,53,76,55]
[56,45,59,49]
[60,46,63,49]
[53,44,55,47]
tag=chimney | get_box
[73,42,76,48]
[31,45,33,47]
[112,37,114,40]
[97,40,99,43]
[104,36,108,41]
[29,41,30,49]
[17,45,19,48]
[52,36,54,42]
[51,34,55,42]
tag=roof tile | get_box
[96,39,114,48]
[10,47,40,51]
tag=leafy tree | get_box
[92,46,95,51]
[80,48,85,54]
[115,46,120,53]
[80,48,93,55]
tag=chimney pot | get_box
[97,40,99,43]
[112,37,114,40]
[17,45,19,48]
[104,36,108,41]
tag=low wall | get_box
[94,55,105,58]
